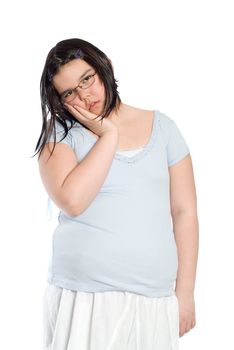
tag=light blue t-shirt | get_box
[45,110,190,297]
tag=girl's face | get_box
[52,59,106,115]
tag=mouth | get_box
[89,101,98,111]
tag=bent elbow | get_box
[63,203,82,217]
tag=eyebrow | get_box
[59,68,93,96]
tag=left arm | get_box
[169,153,199,336]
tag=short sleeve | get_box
[45,120,74,149]
[167,118,190,167]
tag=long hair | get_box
[33,38,121,159]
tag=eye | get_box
[64,90,72,98]
[82,74,92,83]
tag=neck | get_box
[107,103,134,123]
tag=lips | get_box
[89,101,98,111]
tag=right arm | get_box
[38,131,118,217]
[38,106,119,217]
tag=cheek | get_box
[92,86,104,100]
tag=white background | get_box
[1,0,234,349]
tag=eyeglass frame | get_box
[60,71,97,102]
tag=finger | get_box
[64,103,83,117]
[64,103,81,112]
[73,105,88,111]
[179,321,187,337]
[64,103,88,118]
[64,103,79,112]
[64,103,101,123]
[73,105,91,117]
[63,104,88,124]
[73,105,101,120]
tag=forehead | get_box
[52,59,94,92]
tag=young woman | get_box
[35,38,199,350]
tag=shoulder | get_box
[155,110,176,141]
[47,118,83,135]
[156,110,174,126]
[45,118,83,148]
[133,106,174,127]
[156,111,190,166]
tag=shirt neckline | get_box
[78,110,159,164]
[116,146,145,154]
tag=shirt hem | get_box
[47,275,176,298]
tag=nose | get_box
[75,88,92,108]
[77,85,93,99]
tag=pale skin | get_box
[38,58,199,338]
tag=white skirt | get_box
[42,283,179,350]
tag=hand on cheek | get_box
[64,102,86,114]
[71,102,84,110]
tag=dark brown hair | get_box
[33,38,121,159]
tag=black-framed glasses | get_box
[61,72,97,103]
